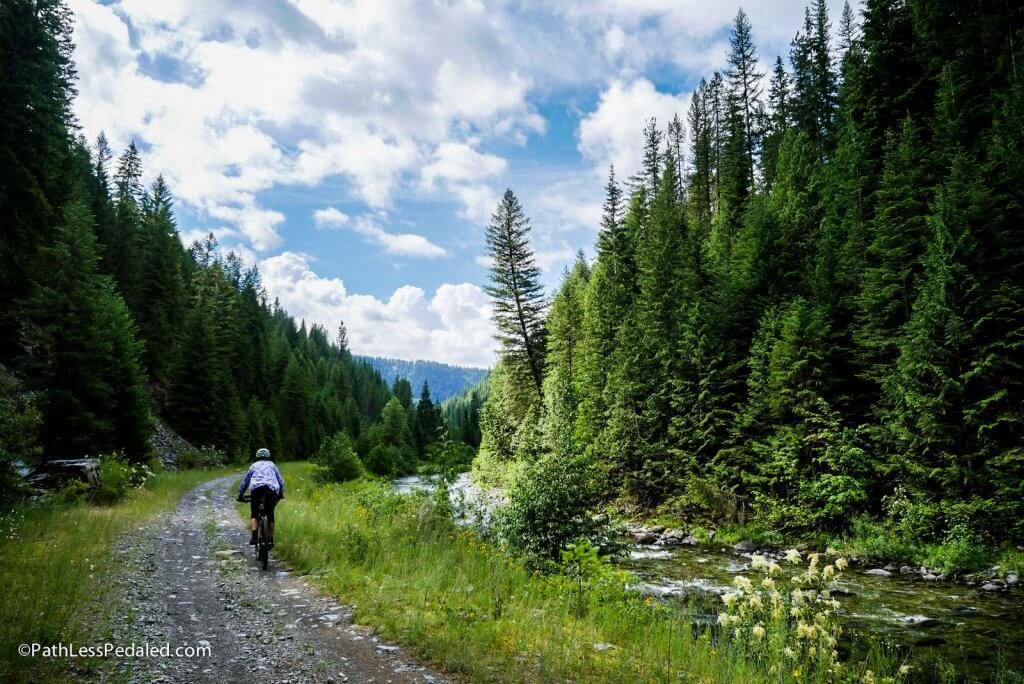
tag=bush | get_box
[177,445,226,470]
[46,479,90,505]
[91,454,134,505]
[499,451,604,560]
[0,376,40,509]
[364,444,400,476]
[314,432,363,483]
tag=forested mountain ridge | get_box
[0,0,459,496]
[478,0,1024,554]
[357,356,489,403]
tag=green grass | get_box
[267,463,908,683]
[0,466,235,681]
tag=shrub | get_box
[314,432,363,483]
[499,451,604,560]
[425,437,474,474]
[364,444,400,477]
[177,445,226,470]
[0,377,40,509]
[45,479,90,505]
[91,454,134,505]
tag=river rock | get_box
[981,582,1003,591]
[865,568,892,577]
[660,529,698,546]
[732,540,762,552]
[634,531,660,545]
[1006,574,1019,587]
[900,565,916,575]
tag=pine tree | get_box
[725,9,763,187]
[484,190,547,397]
[667,114,686,199]
[137,176,185,383]
[639,118,662,194]
[541,254,589,456]
[109,142,145,313]
[855,118,928,385]
[762,56,792,190]
[0,0,76,360]
[415,382,440,452]
[607,149,686,502]
[838,1,859,56]
[21,197,152,460]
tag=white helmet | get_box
[255,448,271,460]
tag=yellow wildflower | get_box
[784,548,802,564]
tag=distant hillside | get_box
[356,356,490,403]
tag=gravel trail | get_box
[100,475,449,683]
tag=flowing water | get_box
[392,474,1024,678]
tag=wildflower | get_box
[835,557,849,571]
[797,622,817,640]
[863,671,877,684]
[808,552,820,568]
[751,554,769,570]
[721,592,739,607]
[761,577,776,590]
[823,564,837,579]
[747,594,763,609]
[751,623,766,640]
[733,576,753,592]
[733,627,742,639]
[898,665,912,676]
[783,647,796,659]
[791,589,804,605]
[784,548,802,564]
[790,606,802,618]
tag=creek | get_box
[391,473,1023,677]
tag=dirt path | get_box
[99,475,449,683]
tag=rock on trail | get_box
[99,475,448,683]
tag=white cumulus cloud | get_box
[259,252,495,367]
[578,78,691,179]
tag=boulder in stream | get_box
[732,540,762,552]
[865,568,893,577]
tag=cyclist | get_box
[237,448,285,547]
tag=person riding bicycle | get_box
[237,448,285,547]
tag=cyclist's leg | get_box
[249,488,263,544]
[266,493,279,544]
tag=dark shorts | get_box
[250,485,280,522]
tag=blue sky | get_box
[69,0,844,367]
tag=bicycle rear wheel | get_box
[258,517,269,570]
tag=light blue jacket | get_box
[238,460,285,496]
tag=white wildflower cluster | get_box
[717,549,909,682]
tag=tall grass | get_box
[276,463,902,682]
[0,467,235,681]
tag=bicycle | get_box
[239,494,271,570]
